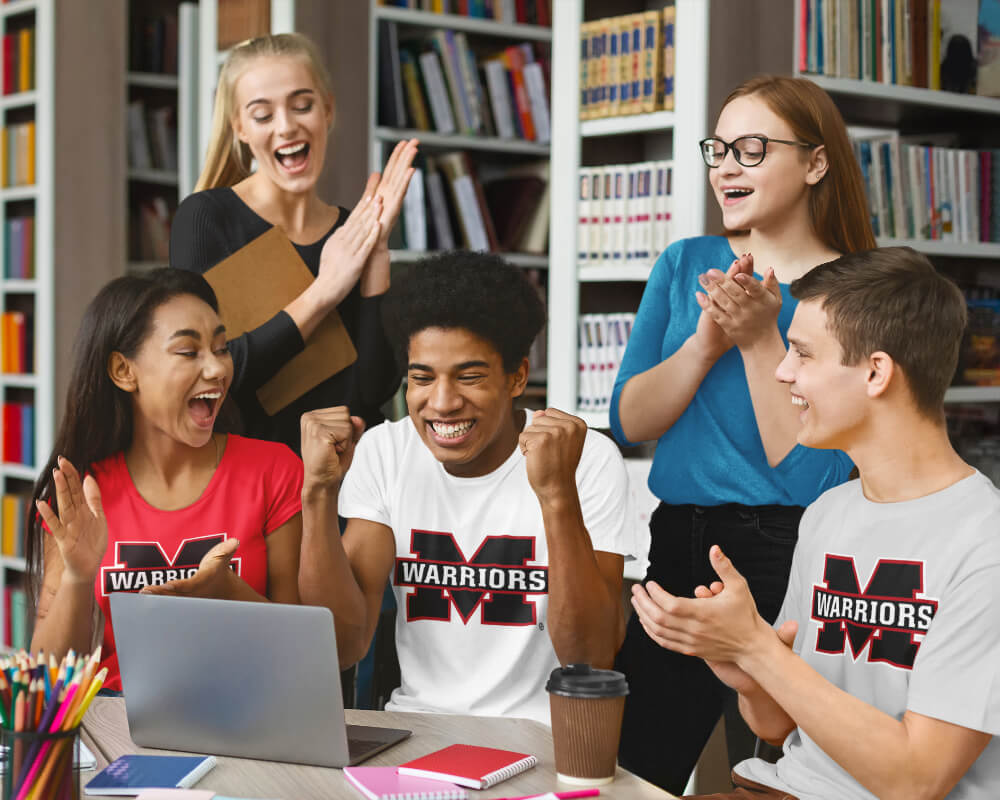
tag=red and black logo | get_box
[811,554,938,669]
[100,534,240,596]
[395,530,548,626]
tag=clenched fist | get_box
[300,407,366,491]
[519,409,586,505]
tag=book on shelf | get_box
[1,493,28,558]
[960,295,1000,386]
[131,8,179,74]
[580,10,672,121]
[980,0,1000,97]
[378,21,550,142]
[1,310,32,374]
[577,160,672,266]
[127,100,178,172]
[1,121,35,188]
[133,195,173,263]
[2,401,34,467]
[437,151,498,251]
[376,0,551,25]
[4,585,28,650]
[2,26,34,95]
[849,126,1000,243]
[4,215,35,279]
[578,312,635,414]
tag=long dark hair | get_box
[26,268,220,604]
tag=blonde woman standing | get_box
[170,33,417,453]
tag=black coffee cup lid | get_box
[545,663,629,697]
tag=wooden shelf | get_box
[374,127,549,156]
[876,238,1000,260]
[374,6,552,41]
[127,72,179,90]
[390,250,548,269]
[581,110,675,138]
[578,263,653,282]
[945,386,1000,404]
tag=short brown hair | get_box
[790,247,966,417]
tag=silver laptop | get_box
[109,593,410,767]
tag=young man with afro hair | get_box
[295,251,632,724]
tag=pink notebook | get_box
[398,744,538,789]
[343,766,468,800]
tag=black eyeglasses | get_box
[698,135,818,168]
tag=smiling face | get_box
[406,327,527,478]
[113,294,233,450]
[230,56,332,194]
[709,94,824,234]
[776,300,872,451]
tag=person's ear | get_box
[108,352,138,393]
[508,358,529,399]
[865,351,894,399]
[805,144,829,185]
[231,113,249,145]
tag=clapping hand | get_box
[314,182,383,310]
[690,253,754,361]
[369,138,419,252]
[300,406,365,492]
[140,538,240,599]
[35,457,107,586]
[696,252,783,350]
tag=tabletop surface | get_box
[78,697,677,800]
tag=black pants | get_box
[616,502,802,795]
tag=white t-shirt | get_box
[737,471,1000,800]
[339,413,633,724]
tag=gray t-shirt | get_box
[737,472,1000,800]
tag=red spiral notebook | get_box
[398,744,538,789]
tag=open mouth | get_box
[722,188,754,202]
[275,141,310,171]
[427,419,476,443]
[791,395,810,410]
[188,391,223,427]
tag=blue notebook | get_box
[83,754,217,796]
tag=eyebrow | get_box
[245,88,316,109]
[169,325,226,341]
[407,360,490,371]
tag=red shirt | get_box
[90,434,303,690]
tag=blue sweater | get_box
[609,236,853,508]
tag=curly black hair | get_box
[382,251,546,373]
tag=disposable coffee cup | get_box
[546,663,629,786]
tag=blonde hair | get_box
[195,32,334,192]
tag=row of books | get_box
[1,121,35,187]
[127,100,178,172]
[799,0,1000,97]
[379,24,550,142]
[131,195,172,263]
[962,295,1000,386]
[4,215,34,279]
[851,130,1000,242]
[394,152,548,254]
[1,310,32,373]
[377,0,551,26]
[1,492,27,558]
[577,161,674,266]
[579,8,676,120]
[2,401,34,467]
[578,313,635,413]
[129,8,178,75]
[3,586,27,650]
[2,26,33,95]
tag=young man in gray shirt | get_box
[633,246,1000,800]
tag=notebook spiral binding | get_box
[481,755,539,788]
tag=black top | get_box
[169,187,399,454]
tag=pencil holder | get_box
[1,725,80,800]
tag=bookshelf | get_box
[367,1,553,272]
[547,0,709,428]
[0,0,52,650]
[125,0,199,275]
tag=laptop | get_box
[109,592,410,767]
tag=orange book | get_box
[500,46,536,140]
[25,121,35,185]
[17,28,31,92]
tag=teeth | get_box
[193,392,222,400]
[430,420,474,439]
[723,188,753,197]
[791,396,810,408]
[276,142,306,156]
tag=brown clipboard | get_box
[203,226,358,416]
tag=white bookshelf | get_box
[0,0,53,648]
[374,5,551,41]
[547,0,709,424]
[793,10,1000,408]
